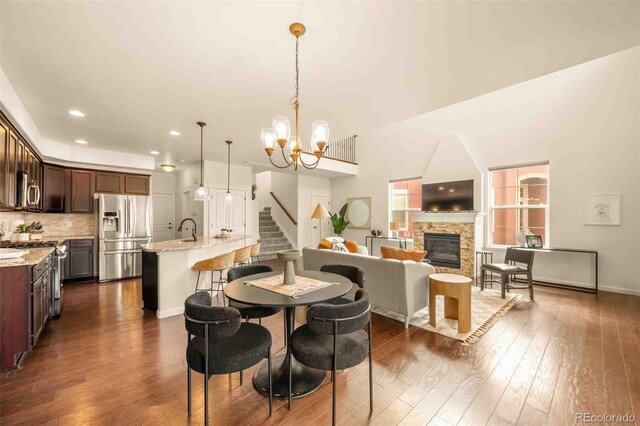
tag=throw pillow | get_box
[324,236,345,244]
[345,240,359,253]
[318,239,333,250]
[332,242,349,252]
[380,246,427,261]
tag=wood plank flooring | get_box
[1,271,638,425]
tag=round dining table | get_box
[224,270,352,399]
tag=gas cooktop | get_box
[0,240,59,248]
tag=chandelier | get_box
[260,23,329,171]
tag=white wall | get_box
[332,47,640,295]
[297,174,332,249]
[151,171,176,194]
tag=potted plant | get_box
[15,224,32,242]
[330,203,350,236]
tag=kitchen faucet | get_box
[177,218,198,242]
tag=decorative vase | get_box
[18,233,30,242]
[277,249,299,285]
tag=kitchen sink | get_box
[0,248,26,259]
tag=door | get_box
[70,247,93,278]
[311,195,331,243]
[152,193,174,242]
[209,188,245,236]
[42,165,67,212]
[98,194,126,240]
[129,196,152,239]
[181,188,203,238]
[70,170,95,213]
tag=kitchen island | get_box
[140,235,252,318]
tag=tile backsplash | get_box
[0,212,95,238]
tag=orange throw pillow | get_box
[345,240,359,253]
[380,246,427,261]
[317,239,333,250]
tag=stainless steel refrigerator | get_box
[98,194,152,281]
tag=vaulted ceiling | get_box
[1,1,638,171]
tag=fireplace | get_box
[424,233,461,269]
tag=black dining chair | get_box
[319,264,365,305]
[289,289,373,426]
[184,292,273,426]
[481,247,535,300]
[227,265,287,347]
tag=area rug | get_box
[373,287,520,344]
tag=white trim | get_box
[598,285,640,297]
[270,210,298,250]
[157,307,184,319]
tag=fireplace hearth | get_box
[424,233,461,269]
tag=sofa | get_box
[302,247,436,328]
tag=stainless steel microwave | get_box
[16,170,40,209]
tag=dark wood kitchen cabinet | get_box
[42,165,68,213]
[95,171,125,194]
[0,266,30,370]
[63,239,94,282]
[0,118,8,209]
[69,169,95,213]
[124,174,150,195]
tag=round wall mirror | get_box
[347,199,371,228]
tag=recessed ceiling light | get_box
[150,150,160,155]
[161,164,176,172]
[75,139,88,144]
[169,130,181,136]
[438,186,445,191]
[68,110,85,117]
[448,188,455,193]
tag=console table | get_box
[510,247,598,294]
[365,236,408,256]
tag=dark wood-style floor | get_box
[1,268,639,425]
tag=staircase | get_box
[258,207,294,260]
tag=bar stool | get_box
[249,243,262,265]
[192,251,236,296]
[233,246,252,267]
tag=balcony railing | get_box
[307,135,357,164]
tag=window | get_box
[489,163,549,247]
[389,178,422,238]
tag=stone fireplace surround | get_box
[413,212,484,279]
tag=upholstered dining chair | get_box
[227,265,287,346]
[481,247,535,300]
[184,292,272,426]
[319,264,365,305]
[289,289,373,426]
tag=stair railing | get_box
[309,134,357,164]
[270,192,298,225]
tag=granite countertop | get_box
[43,235,95,242]
[0,247,54,268]
[141,235,251,253]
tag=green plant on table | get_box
[330,203,350,236]
[16,224,32,234]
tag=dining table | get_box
[224,270,353,399]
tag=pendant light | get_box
[224,140,234,205]
[194,121,207,201]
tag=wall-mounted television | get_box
[422,179,474,212]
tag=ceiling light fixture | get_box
[161,164,175,172]
[169,130,181,136]
[150,150,160,155]
[224,140,234,205]
[260,22,329,171]
[75,139,88,144]
[68,110,85,117]
[194,122,208,201]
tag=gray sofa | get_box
[302,247,436,328]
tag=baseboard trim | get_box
[597,285,640,296]
[157,307,183,319]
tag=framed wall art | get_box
[584,194,621,226]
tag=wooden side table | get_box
[429,273,472,333]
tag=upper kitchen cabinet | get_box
[124,174,150,195]
[95,171,125,194]
[69,169,95,213]
[0,118,8,209]
[42,165,67,213]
